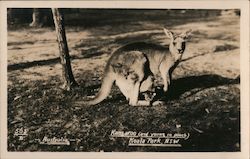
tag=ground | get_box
[7,10,240,152]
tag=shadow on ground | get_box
[79,74,240,106]
[165,74,240,100]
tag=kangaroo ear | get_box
[181,29,192,40]
[163,28,174,40]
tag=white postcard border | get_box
[0,1,249,159]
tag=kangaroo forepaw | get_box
[163,86,168,92]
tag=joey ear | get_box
[163,28,174,40]
[181,29,192,39]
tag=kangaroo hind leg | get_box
[115,77,130,101]
[128,81,140,106]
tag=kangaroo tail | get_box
[86,72,115,105]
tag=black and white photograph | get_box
[0,1,249,159]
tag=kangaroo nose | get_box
[178,49,183,53]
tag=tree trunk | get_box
[7,8,14,25]
[30,8,42,27]
[52,8,78,90]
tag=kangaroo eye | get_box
[173,42,176,45]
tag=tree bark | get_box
[52,8,78,90]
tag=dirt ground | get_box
[7,10,240,152]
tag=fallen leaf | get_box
[14,96,22,101]
[205,108,210,114]
[192,126,204,133]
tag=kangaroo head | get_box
[163,28,192,55]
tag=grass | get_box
[7,74,240,151]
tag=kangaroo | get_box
[85,28,191,106]
[87,50,156,106]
